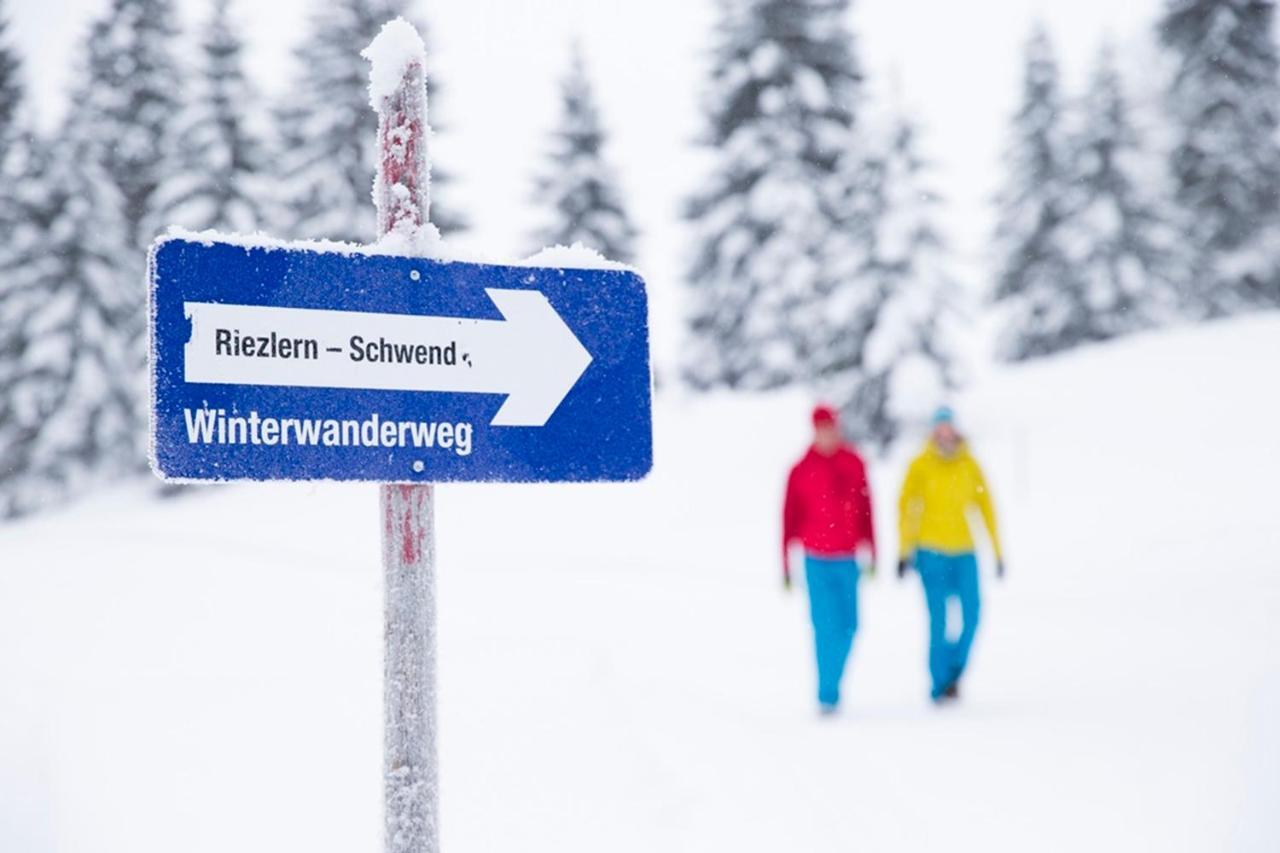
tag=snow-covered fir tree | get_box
[0,4,44,516]
[826,111,959,449]
[276,0,464,243]
[53,0,176,474]
[0,0,20,164]
[0,0,38,280]
[0,0,29,213]
[1158,0,1280,315]
[0,134,136,518]
[991,25,1081,361]
[0,0,28,236]
[1060,44,1179,342]
[151,0,267,233]
[529,44,638,263]
[683,0,873,390]
[80,0,184,252]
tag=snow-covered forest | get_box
[1,1,1278,850]
[3,0,1279,514]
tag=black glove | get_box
[897,558,910,580]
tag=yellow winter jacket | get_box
[898,441,1002,558]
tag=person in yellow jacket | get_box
[897,406,1005,703]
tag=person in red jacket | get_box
[782,405,876,713]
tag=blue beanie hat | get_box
[932,406,955,426]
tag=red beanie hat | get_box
[812,404,838,427]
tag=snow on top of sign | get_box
[162,227,373,257]
[362,18,426,110]
[159,226,462,263]
[157,229,639,274]
[521,243,634,272]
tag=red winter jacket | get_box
[782,445,876,578]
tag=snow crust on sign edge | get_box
[361,17,427,110]
[521,242,635,272]
[154,228,639,274]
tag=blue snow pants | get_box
[805,554,861,707]
[915,549,981,699]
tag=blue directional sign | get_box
[149,236,653,482]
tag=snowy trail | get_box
[2,316,1278,851]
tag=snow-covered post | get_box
[363,20,438,853]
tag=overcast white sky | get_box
[9,0,1167,358]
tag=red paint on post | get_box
[398,485,422,563]
[374,56,429,240]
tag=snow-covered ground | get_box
[2,315,1278,852]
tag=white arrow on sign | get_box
[182,289,593,427]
